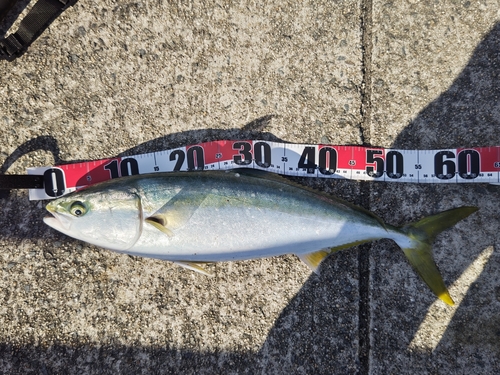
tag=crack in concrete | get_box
[358,1,373,374]
[360,0,373,147]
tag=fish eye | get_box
[69,201,87,217]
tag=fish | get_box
[43,170,478,305]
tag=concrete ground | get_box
[0,1,499,374]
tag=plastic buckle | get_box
[0,34,23,59]
[59,0,77,9]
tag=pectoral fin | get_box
[173,261,214,276]
[145,185,208,237]
[145,215,175,237]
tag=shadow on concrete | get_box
[0,250,360,375]
[392,22,500,150]
[368,21,500,373]
[0,114,277,176]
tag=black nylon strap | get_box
[0,174,44,189]
[0,0,75,59]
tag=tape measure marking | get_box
[27,141,500,200]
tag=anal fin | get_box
[298,250,330,274]
[173,261,214,276]
[298,240,373,274]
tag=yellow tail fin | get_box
[398,206,478,306]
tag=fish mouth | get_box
[43,212,72,232]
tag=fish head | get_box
[44,187,143,251]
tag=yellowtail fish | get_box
[43,170,477,305]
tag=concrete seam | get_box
[358,1,373,374]
[360,0,373,146]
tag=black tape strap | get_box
[0,0,75,59]
[0,174,44,189]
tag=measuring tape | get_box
[27,140,500,200]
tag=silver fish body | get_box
[44,170,477,305]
